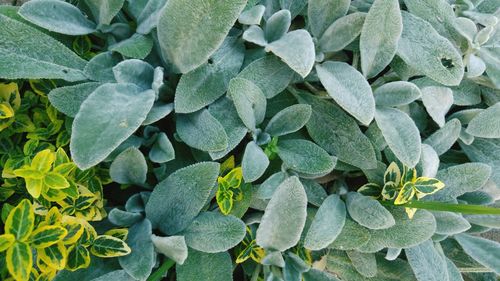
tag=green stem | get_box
[147,259,175,281]
[380,200,500,215]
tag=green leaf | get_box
[423,118,461,156]
[375,107,421,167]
[208,97,248,160]
[0,14,87,81]
[149,132,175,164]
[110,33,154,60]
[318,12,366,53]
[0,234,15,251]
[421,86,454,127]
[228,77,267,131]
[397,12,464,86]
[84,0,124,25]
[91,235,131,257]
[308,0,349,38]
[294,90,377,169]
[237,55,295,99]
[265,104,311,136]
[360,0,402,78]
[466,102,500,138]
[303,268,341,281]
[374,81,421,107]
[406,240,449,281]
[176,109,229,152]
[277,139,335,177]
[175,36,244,113]
[145,162,220,235]
[119,219,155,280]
[112,59,154,90]
[109,147,147,185]
[265,30,315,78]
[346,251,377,278]
[455,234,500,274]
[108,209,143,227]
[181,212,246,253]
[413,177,445,198]
[256,176,307,251]
[358,208,436,252]
[84,52,121,83]
[177,249,233,281]
[89,270,135,281]
[242,141,269,182]
[304,195,346,250]
[6,241,32,281]
[238,4,265,25]
[316,61,375,125]
[346,192,395,230]
[328,218,371,251]
[136,0,168,34]
[264,10,291,42]
[216,188,234,215]
[48,82,102,118]
[157,0,247,73]
[394,182,416,205]
[427,163,492,201]
[71,83,155,170]
[5,199,34,242]
[151,235,188,265]
[19,0,96,35]
[242,25,267,46]
[433,212,471,235]
[38,242,67,270]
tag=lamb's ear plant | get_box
[0,0,500,280]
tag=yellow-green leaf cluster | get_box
[216,156,246,215]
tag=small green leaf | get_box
[265,30,315,78]
[256,176,307,251]
[110,33,154,60]
[181,212,246,253]
[308,0,349,38]
[466,102,500,138]
[346,192,395,230]
[151,235,188,265]
[177,249,233,281]
[374,81,421,107]
[242,141,270,183]
[109,147,147,184]
[84,0,124,25]
[319,12,366,53]
[421,86,454,127]
[228,77,267,131]
[176,109,229,152]
[157,0,247,73]
[277,139,335,177]
[304,195,346,250]
[265,104,311,136]
[360,0,402,78]
[19,0,96,35]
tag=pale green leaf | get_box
[177,250,232,281]
[176,109,229,152]
[228,77,267,131]
[308,0,349,37]
[265,104,311,136]
[319,12,366,53]
[466,102,500,138]
[421,86,454,127]
[374,81,421,107]
[109,147,147,184]
[346,192,395,230]
[151,235,188,265]
[48,82,102,118]
[406,240,448,281]
[242,141,269,182]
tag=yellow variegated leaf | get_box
[0,82,21,109]
[36,254,52,273]
[216,188,234,215]
[29,80,56,96]
[25,178,44,199]
[0,233,15,251]
[75,206,97,221]
[66,245,90,271]
[90,235,131,258]
[104,229,129,241]
[413,177,445,199]
[60,216,84,245]
[54,148,71,167]
[401,165,417,184]
[5,199,34,241]
[381,181,399,200]
[6,241,32,281]
[43,207,62,226]
[405,207,418,219]
[35,271,55,281]
[38,242,67,270]
[357,183,382,198]
[44,172,70,190]
[30,150,55,173]
[53,163,76,177]
[79,221,97,246]
[41,188,66,202]
[0,102,14,119]
[384,162,401,186]
[220,155,235,175]
[29,226,67,249]
[30,268,40,281]
[250,245,265,263]
[14,168,45,180]
[394,182,416,205]
[224,167,243,188]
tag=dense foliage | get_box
[0,0,499,280]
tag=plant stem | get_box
[380,200,500,215]
[147,259,175,281]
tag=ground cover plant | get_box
[0,0,499,280]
